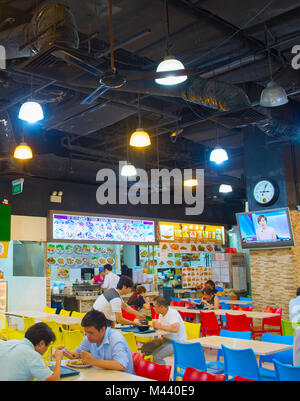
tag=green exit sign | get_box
[12,178,24,195]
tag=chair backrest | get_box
[182,367,225,381]
[260,333,293,365]
[135,357,171,381]
[220,303,231,310]
[220,329,252,340]
[172,339,207,380]
[61,328,84,349]
[184,321,201,340]
[131,352,145,372]
[170,297,181,302]
[222,345,260,381]
[274,359,300,381]
[282,319,300,336]
[233,306,253,311]
[42,320,61,344]
[226,313,250,332]
[218,296,230,301]
[170,300,185,307]
[240,297,252,302]
[23,317,36,332]
[71,311,85,318]
[200,311,220,335]
[44,306,57,314]
[121,308,136,321]
[59,309,71,316]
[121,331,138,353]
[234,376,255,381]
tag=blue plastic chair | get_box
[259,333,294,379]
[170,297,181,303]
[220,302,231,326]
[206,330,252,374]
[274,359,300,381]
[239,297,252,308]
[216,286,223,292]
[218,296,230,301]
[172,339,212,381]
[222,345,260,381]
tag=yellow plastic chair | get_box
[184,321,201,340]
[121,331,139,352]
[23,317,36,333]
[44,307,57,314]
[69,311,85,334]
[59,309,71,316]
[42,320,63,346]
[61,328,84,350]
[0,314,24,340]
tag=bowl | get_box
[137,324,150,332]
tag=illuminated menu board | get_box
[159,221,225,245]
[48,211,157,244]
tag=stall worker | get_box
[90,267,105,285]
[142,296,187,365]
[63,309,134,373]
[93,275,145,327]
[0,322,63,381]
[102,264,120,289]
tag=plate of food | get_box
[66,359,92,368]
[47,244,55,253]
[107,247,114,255]
[47,257,56,265]
[107,257,114,265]
[57,257,65,266]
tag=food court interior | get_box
[0,0,300,383]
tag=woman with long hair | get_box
[127,286,151,317]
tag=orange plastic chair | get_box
[135,357,171,381]
[182,367,226,381]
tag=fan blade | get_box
[80,85,111,105]
[52,50,104,77]
[125,67,198,81]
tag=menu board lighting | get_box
[48,211,157,244]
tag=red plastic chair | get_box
[226,313,251,332]
[200,311,220,336]
[150,305,159,320]
[232,306,253,327]
[134,357,171,381]
[170,301,185,307]
[131,351,145,372]
[122,307,136,321]
[251,307,282,339]
[182,367,226,381]
[181,302,196,322]
[234,376,255,381]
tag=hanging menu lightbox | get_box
[48,211,157,245]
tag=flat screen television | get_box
[236,207,294,249]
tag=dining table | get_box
[181,298,253,306]
[5,310,82,326]
[60,361,155,381]
[181,335,292,356]
[170,306,278,319]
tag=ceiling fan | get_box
[51,0,197,105]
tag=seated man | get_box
[63,309,134,374]
[0,322,63,381]
[93,275,145,327]
[141,296,187,365]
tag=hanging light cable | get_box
[155,0,187,85]
[260,23,288,107]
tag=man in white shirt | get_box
[102,264,120,289]
[93,275,144,327]
[293,327,300,366]
[289,287,300,322]
[141,296,187,364]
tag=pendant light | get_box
[209,123,228,165]
[260,24,288,107]
[129,95,151,148]
[155,0,187,86]
[18,71,44,123]
[219,184,232,193]
[14,142,33,160]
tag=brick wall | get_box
[250,210,300,320]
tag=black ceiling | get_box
[0,0,300,205]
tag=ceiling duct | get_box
[1,2,79,59]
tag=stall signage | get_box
[0,241,9,258]
[158,221,225,245]
[49,212,156,244]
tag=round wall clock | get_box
[253,179,279,206]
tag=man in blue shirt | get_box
[0,322,63,381]
[63,309,134,374]
[289,287,300,322]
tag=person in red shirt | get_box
[90,269,105,284]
